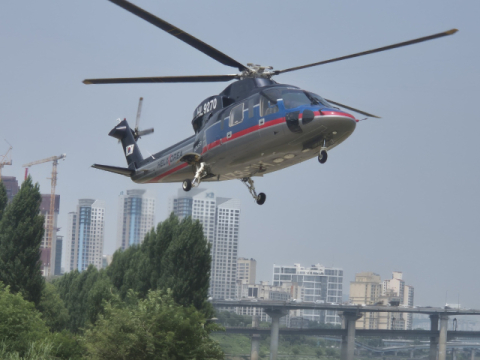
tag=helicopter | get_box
[87,0,457,205]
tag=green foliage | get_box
[291,345,300,356]
[54,265,115,332]
[0,333,84,360]
[216,310,252,327]
[49,331,85,360]
[0,340,55,360]
[316,347,325,357]
[83,289,224,360]
[325,347,338,357]
[0,180,7,221]
[37,282,70,332]
[0,177,45,306]
[0,283,49,355]
[107,213,213,317]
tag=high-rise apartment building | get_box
[350,272,383,329]
[273,263,343,325]
[63,212,76,273]
[237,258,256,285]
[116,189,155,251]
[169,188,240,299]
[65,199,105,272]
[0,176,19,203]
[39,194,60,277]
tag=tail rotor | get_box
[133,97,154,141]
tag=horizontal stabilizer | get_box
[92,164,134,177]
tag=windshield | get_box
[307,92,332,107]
[282,90,313,109]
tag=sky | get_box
[1,1,479,308]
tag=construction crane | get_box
[23,153,66,275]
[0,142,13,178]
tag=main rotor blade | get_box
[108,0,248,71]
[83,74,238,85]
[276,29,458,75]
[325,99,380,119]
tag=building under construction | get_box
[39,194,60,277]
[23,153,66,278]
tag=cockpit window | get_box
[307,92,332,107]
[260,90,280,116]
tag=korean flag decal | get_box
[126,144,135,156]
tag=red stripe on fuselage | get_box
[204,117,286,154]
[147,162,189,183]
[148,110,355,182]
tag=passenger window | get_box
[229,103,244,127]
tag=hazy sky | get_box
[1,1,479,308]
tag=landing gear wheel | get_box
[241,177,266,205]
[182,179,192,192]
[318,150,328,164]
[256,193,267,205]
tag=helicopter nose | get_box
[312,109,357,134]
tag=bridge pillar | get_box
[472,349,476,360]
[438,314,449,360]
[251,315,260,360]
[339,311,362,360]
[340,315,347,360]
[410,348,414,358]
[264,309,288,360]
[429,314,439,360]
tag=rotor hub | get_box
[240,64,275,79]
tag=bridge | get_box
[212,299,480,360]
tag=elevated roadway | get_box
[213,299,480,315]
[212,299,480,360]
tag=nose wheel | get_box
[241,177,266,205]
[318,148,328,164]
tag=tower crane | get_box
[23,153,66,276]
[0,142,13,178]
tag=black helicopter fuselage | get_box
[101,78,357,184]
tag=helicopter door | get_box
[258,92,285,145]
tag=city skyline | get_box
[0,174,469,309]
[169,188,240,299]
[1,0,478,308]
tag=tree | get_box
[0,283,49,355]
[54,265,115,333]
[0,180,7,222]
[157,215,213,314]
[37,282,70,332]
[83,289,224,360]
[106,214,213,316]
[0,177,44,306]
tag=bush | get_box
[0,283,49,355]
[83,289,224,360]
